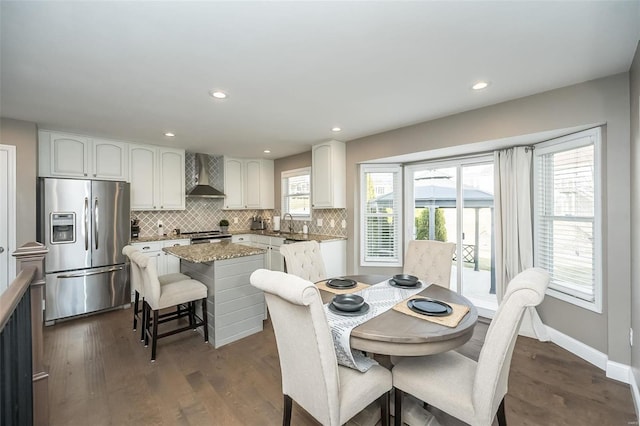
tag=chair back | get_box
[403,240,456,287]
[279,240,327,282]
[123,245,144,294]
[250,269,340,425]
[472,267,550,424]
[129,251,162,309]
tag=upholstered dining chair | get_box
[403,240,456,287]
[129,250,209,361]
[122,245,190,340]
[279,240,327,282]
[250,268,392,426]
[392,267,550,426]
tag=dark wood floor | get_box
[44,307,637,426]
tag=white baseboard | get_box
[545,325,608,371]
[606,360,631,384]
[630,369,640,419]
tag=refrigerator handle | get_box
[94,197,99,250]
[84,197,89,251]
[56,265,124,279]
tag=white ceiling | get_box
[1,1,638,159]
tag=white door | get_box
[223,158,244,209]
[0,145,16,294]
[244,159,262,209]
[93,139,128,180]
[50,132,91,177]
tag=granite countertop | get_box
[131,234,190,243]
[163,240,266,263]
[235,229,346,242]
[132,230,346,244]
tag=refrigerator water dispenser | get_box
[51,212,76,243]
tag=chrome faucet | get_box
[283,213,294,234]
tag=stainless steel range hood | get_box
[187,153,225,198]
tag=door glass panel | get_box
[412,166,457,289]
[460,163,496,309]
[408,159,497,313]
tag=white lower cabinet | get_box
[232,234,284,272]
[130,239,190,300]
[320,239,347,278]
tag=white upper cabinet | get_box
[223,157,244,209]
[158,149,185,210]
[130,144,185,211]
[312,140,345,209]
[39,131,128,180]
[92,139,128,180]
[223,157,274,210]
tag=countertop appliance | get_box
[250,216,265,230]
[37,178,130,323]
[181,230,232,244]
[131,218,140,238]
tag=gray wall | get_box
[0,118,38,246]
[344,74,630,362]
[273,151,312,210]
[630,41,640,393]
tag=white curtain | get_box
[494,146,548,341]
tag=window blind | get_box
[535,139,596,302]
[361,165,402,266]
[282,168,311,219]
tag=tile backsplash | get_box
[133,152,347,237]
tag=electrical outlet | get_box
[330,219,335,228]
[631,328,634,347]
[341,220,347,229]
[317,218,323,227]
[233,217,238,224]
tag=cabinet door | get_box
[312,143,332,208]
[269,246,285,272]
[130,145,157,210]
[50,132,91,178]
[93,139,128,180]
[158,148,185,210]
[163,239,189,274]
[244,159,262,209]
[223,157,244,209]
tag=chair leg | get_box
[144,301,151,347]
[497,397,506,426]
[282,394,292,426]
[189,301,195,328]
[151,309,159,362]
[133,290,140,330]
[380,391,390,426]
[394,388,403,426]
[201,298,209,343]
[140,298,146,342]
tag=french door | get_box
[405,156,497,312]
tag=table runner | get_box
[323,279,426,372]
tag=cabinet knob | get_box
[161,206,164,208]
[93,173,97,177]
[153,206,156,209]
[84,173,88,176]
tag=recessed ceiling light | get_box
[264,150,271,154]
[472,81,489,90]
[209,90,228,99]
[164,132,175,137]
[331,127,342,132]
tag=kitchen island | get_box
[163,241,266,348]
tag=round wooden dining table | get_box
[319,275,478,356]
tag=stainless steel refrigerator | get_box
[38,178,130,322]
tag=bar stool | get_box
[123,245,191,341]
[130,251,209,361]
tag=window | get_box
[533,128,601,312]
[281,167,311,220]
[360,164,402,266]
